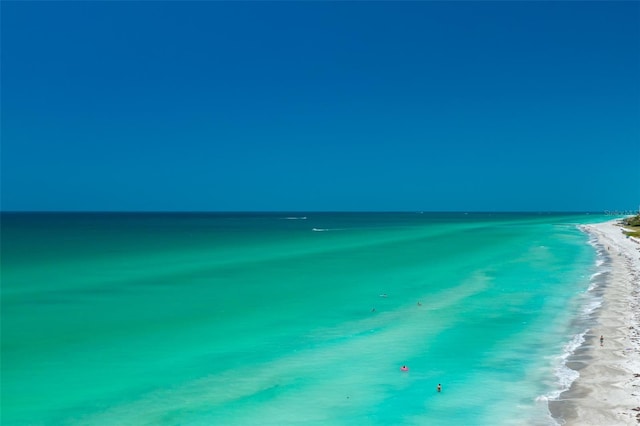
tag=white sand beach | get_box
[551,219,640,425]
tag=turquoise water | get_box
[1,213,607,425]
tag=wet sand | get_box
[549,219,640,425]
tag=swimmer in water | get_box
[437,384,442,392]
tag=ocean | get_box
[0,212,609,425]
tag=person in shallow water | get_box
[400,365,409,371]
[437,384,442,392]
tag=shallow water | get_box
[1,212,608,425]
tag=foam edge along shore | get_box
[549,219,640,425]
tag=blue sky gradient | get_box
[2,2,639,211]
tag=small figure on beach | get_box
[437,384,442,392]
[600,335,604,346]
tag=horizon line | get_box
[1,210,634,215]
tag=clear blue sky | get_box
[2,1,639,212]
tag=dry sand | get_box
[549,219,640,425]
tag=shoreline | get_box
[549,219,640,425]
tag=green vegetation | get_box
[623,214,640,227]
[622,214,640,237]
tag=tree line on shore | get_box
[622,214,640,237]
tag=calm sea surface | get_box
[1,212,609,425]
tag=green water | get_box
[1,212,607,425]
